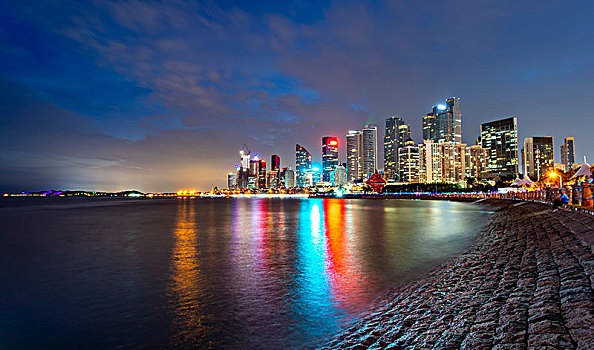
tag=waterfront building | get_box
[296,144,312,187]
[481,117,519,177]
[438,142,467,183]
[334,164,347,186]
[561,137,575,170]
[422,113,437,142]
[432,97,462,144]
[523,136,554,180]
[248,159,259,189]
[280,167,295,188]
[384,116,404,180]
[346,130,362,182]
[236,168,248,189]
[268,170,280,188]
[322,137,339,182]
[258,159,267,188]
[271,155,280,171]
[466,145,489,180]
[365,170,387,192]
[398,138,420,183]
[418,140,442,183]
[361,125,378,180]
[227,172,237,189]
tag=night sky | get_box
[1,0,593,192]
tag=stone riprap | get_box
[323,200,594,350]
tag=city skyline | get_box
[1,1,594,192]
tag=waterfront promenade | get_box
[324,199,594,349]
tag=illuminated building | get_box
[322,137,339,182]
[269,155,281,188]
[296,144,312,187]
[481,117,519,177]
[237,148,251,188]
[280,167,295,188]
[346,130,362,182]
[397,138,419,183]
[466,145,489,180]
[561,137,575,170]
[271,155,280,171]
[248,159,259,189]
[418,140,442,183]
[333,164,347,186]
[365,170,386,192]
[422,113,437,142]
[523,136,554,180]
[439,142,467,183]
[227,173,237,189]
[258,159,267,188]
[361,125,378,180]
[384,116,404,180]
[427,97,462,144]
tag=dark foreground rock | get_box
[323,200,594,350]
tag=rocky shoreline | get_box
[323,199,594,350]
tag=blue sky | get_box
[1,0,593,192]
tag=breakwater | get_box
[323,200,594,349]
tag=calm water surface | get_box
[0,197,490,349]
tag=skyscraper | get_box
[296,144,312,187]
[466,145,489,180]
[271,155,280,171]
[481,117,519,177]
[523,136,554,180]
[429,97,462,144]
[398,138,420,183]
[361,125,378,180]
[322,137,339,182]
[384,116,404,180]
[419,140,442,183]
[346,130,362,182]
[561,137,575,170]
[280,167,295,188]
[333,164,347,187]
[258,159,267,188]
[422,113,437,142]
[227,172,237,189]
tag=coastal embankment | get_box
[324,199,594,349]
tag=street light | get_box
[549,172,562,188]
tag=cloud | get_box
[2,0,594,192]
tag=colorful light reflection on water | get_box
[0,197,490,349]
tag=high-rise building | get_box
[384,117,411,181]
[296,144,312,187]
[346,130,362,182]
[258,159,267,188]
[481,117,519,177]
[361,125,378,180]
[384,116,404,180]
[419,140,442,183]
[431,97,462,144]
[248,159,259,189]
[561,137,575,170]
[422,113,437,142]
[333,164,347,186]
[439,142,467,183]
[280,167,295,188]
[271,155,280,171]
[322,137,339,182]
[523,136,554,180]
[398,138,420,183]
[466,145,489,180]
[227,172,237,189]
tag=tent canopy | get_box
[570,162,592,179]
